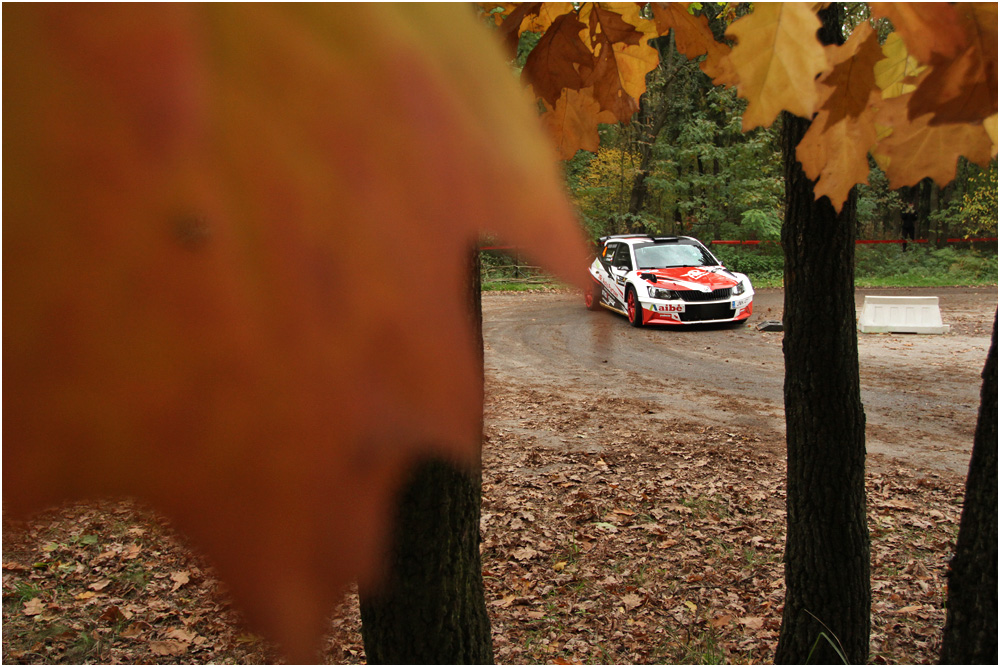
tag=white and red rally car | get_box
[586,235,754,326]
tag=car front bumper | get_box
[640,294,753,325]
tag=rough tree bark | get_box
[940,311,997,664]
[358,247,493,664]
[774,5,870,663]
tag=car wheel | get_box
[585,281,602,310]
[626,286,643,327]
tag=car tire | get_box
[626,286,643,327]
[585,281,602,311]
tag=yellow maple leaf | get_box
[985,114,998,158]
[874,32,928,99]
[519,2,575,36]
[724,3,829,131]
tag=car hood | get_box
[636,266,740,292]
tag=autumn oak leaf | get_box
[650,3,735,86]
[725,3,829,131]
[869,2,969,64]
[580,3,660,122]
[796,104,879,212]
[873,94,994,188]
[542,87,617,159]
[815,22,883,126]
[905,3,998,125]
[522,10,593,106]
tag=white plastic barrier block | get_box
[858,295,950,334]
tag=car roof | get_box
[599,234,701,246]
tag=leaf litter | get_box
[3,377,964,664]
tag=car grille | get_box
[680,302,736,322]
[678,288,732,302]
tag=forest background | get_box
[482,3,998,290]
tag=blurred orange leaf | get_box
[873,93,994,188]
[3,3,587,660]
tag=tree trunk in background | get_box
[359,248,493,664]
[626,35,677,226]
[940,311,997,664]
[774,5,870,663]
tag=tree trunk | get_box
[627,35,677,224]
[940,310,998,664]
[358,247,493,664]
[774,5,870,663]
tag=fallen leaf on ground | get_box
[512,547,540,561]
[22,598,44,617]
[170,571,190,592]
[149,640,188,656]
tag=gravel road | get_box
[482,286,997,477]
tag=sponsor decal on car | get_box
[681,268,710,280]
[655,303,685,313]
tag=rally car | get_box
[585,235,754,326]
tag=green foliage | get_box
[572,147,643,237]
[736,209,782,240]
[649,85,783,240]
[711,244,997,288]
[856,164,904,238]
[944,159,998,238]
[712,244,784,286]
[854,244,998,287]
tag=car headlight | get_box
[647,286,678,300]
[732,280,745,296]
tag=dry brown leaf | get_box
[120,621,152,639]
[709,614,733,628]
[22,598,44,617]
[170,570,191,592]
[512,546,541,561]
[98,605,128,623]
[88,578,113,592]
[166,627,198,643]
[491,594,517,608]
[149,640,188,656]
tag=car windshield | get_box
[634,242,718,269]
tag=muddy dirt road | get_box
[483,286,997,477]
